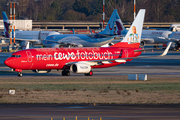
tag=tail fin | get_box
[99,9,117,35]
[2,12,10,38]
[115,12,125,35]
[111,9,145,48]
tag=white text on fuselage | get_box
[36,50,114,61]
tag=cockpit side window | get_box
[11,55,21,58]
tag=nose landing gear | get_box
[18,72,22,77]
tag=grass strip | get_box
[0,83,180,92]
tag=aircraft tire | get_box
[18,73,22,77]
[84,73,88,76]
[66,71,70,76]
[84,71,93,76]
[62,70,70,76]
[89,71,93,76]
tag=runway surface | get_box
[0,104,180,120]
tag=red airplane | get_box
[4,9,171,77]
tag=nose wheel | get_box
[84,70,93,76]
[18,72,22,77]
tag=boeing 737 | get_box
[42,9,118,48]
[4,9,171,77]
[1,12,60,48]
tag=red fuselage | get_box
[4,47,142,72]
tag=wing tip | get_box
[160,42,172,56]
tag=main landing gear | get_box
[18,72,22,77]
[84,70,93,76]
[61,70,93,76]
[62,70,70,76]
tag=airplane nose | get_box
[4,58,11,67]
[4,59,9,66]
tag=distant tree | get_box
[91,0,103,16]
[26,1,36,20]
[46,0,63,20]
[60,0,75,11]
[86,13,103,21]
[62,10,86,21]
[168,0,180,22]
[16,0,30,19]
[73,0,91,16]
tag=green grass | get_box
[1,83,180,92]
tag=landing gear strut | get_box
[18,72,22,77]
[84,70,93,76]
[154,44,159,48]
[62,70,70,76]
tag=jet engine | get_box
[32,69,51,73]
[140,41,145,47]
[51,43,81,48]
[52,43,60,48]
[20,41,29,48]
[166,42,179,51]
[70,63,91,73]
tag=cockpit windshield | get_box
[11,55,21,58]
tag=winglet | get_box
[72,28,75,34]
[89,28,93,34]
[160,42,172,56]
[25,42,30,49]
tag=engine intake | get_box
[70,63,91,73]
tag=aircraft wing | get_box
[90,42,171,62]
[66,42,171,66]
[159,37,180,41]
[43,39,83,47]
[141,37,154,41]
[2,37,40,42]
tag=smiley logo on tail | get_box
[127,26,139,44]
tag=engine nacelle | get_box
[140,41,145,47]
[51,43,60,48]
[32,69,51,73]
[145,39,154,44]
[70,63,91,73]
[52,43,82,48]
[20,41,29,47]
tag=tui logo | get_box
[108,24,113,30]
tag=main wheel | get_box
[84,73,88,76]
[84,71,93,76]
[62,70,70,76]
[18,72,22,77]
[89,71,93,76]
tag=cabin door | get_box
[124,50,128,58]
[26,51,32,62]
